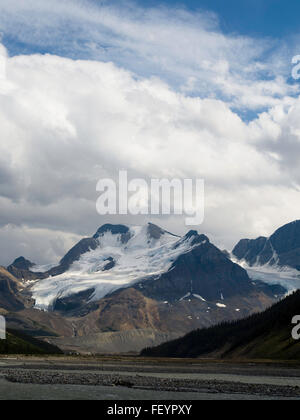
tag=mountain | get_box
[233,220,300,271]
[29,223,275,313]
[141,290,300,360]
[9,257,34,271]
[2,223,282,353]
[0,267,26,311]
[7,257,46,281]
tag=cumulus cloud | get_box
[0,0,298,110]
[0,42,299,265]
[0,1,299,265]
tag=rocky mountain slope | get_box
[0,267,27,311]
[233,220,300,271]
[7,257,41,281]
[141,290,300,360]
[48,329,181,355]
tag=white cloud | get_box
[0,0,298,110]
[0,42,299,265]
[0,1,300,264]
[0,224,81,266]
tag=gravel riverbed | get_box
[2,368,300,398]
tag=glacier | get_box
[231,255,300,293]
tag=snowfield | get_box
[231,255,300,293]
[32,225,196,311]
[246,265,300,293]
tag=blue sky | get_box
[4,0,300,56]
[138,0,300,37]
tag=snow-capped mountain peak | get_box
[31,223,195,310]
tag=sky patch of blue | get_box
[138,0,300,38]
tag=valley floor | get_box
[0,356,300,400]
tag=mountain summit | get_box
[233,220,300,271]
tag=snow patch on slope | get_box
[231,254,300,293]
[246,265,300,293]
[193,294,207,302]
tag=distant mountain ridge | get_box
[233,220,300,271]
